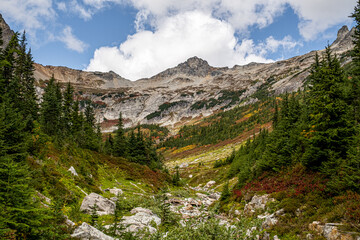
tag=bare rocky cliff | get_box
[33,26,355,132]
[0,13,354,131]
[0,13,14,48]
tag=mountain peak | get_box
[183,56,210,69]
[155,56,212,78]
[331,25,354,52]
[337,25,349,40]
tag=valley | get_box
[1,3,360,240]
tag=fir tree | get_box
[351,0,360,123]
[172,166,180,186]
[40,76,62,136]
[304,47,355,172]
[0,97,46,238]
[220,181,230,201]
[63,82,74,134]
[113,112,128,158]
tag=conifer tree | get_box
[351,1,360,123]
[63,82,74,134]
[304,47,355,172]
[113,112,128,158]
[0,97,46,238]
[40,76,62,136]
[104,134,114,155]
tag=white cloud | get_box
[58,26,88,53]
[287,0,356,40]
[70,0,93,20]
[263,36,299,53]
[83,0,124,9]
[0,0,55,30]
[56,2,67,11]
[86,11,298,80]
[127,0,356,39]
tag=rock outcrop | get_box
[80,193,116,215]
[71,222,114,240]
[309,221,360,240]
[0,13,14,49]
[121,207,161,234]
[244,194,275,216]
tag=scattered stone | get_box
[80,193,115,215]
[189,175,193,178]
[273,235,280,240]
[258,213,278,229]
[165,193,172,197]
[246,227,257,238]
[306,233,314,240]
[309,221,359,240]
[36,191,51,205]
[65,216,75,227]
[71,222,114,240]
[208,193,220,200]
[244,194,275,216]
[167,198,182,206]
[205,181,216,188]
[196,193,207,199]
[68,166,78,176]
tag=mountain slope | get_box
[0,14,354,131]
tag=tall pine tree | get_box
[113,112,128,158]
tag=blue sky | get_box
[0,0,357,80]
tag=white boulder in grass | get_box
[68,166,78,176]
[71,222,114,240]
[80,193,116,215]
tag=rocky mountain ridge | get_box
[0,13,14,49]
[0,14,355,131]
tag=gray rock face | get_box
[0,14,14,49]
[121,208,161,234]
[0,16,354,131]
[80,193,116,215]
[10,13,349,131]
[71,222,114,240]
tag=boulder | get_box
[71,222,114,240]
[109,187,123,196]
[121,208,161,234]
[80,193,116,215]
[244,194,275,216]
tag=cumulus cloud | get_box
[0,0,55,30]
[85,0,355,80]
[287,0,355,40]
[126,0,356,39]
[86,11,298,80]
[58,26,88,53]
